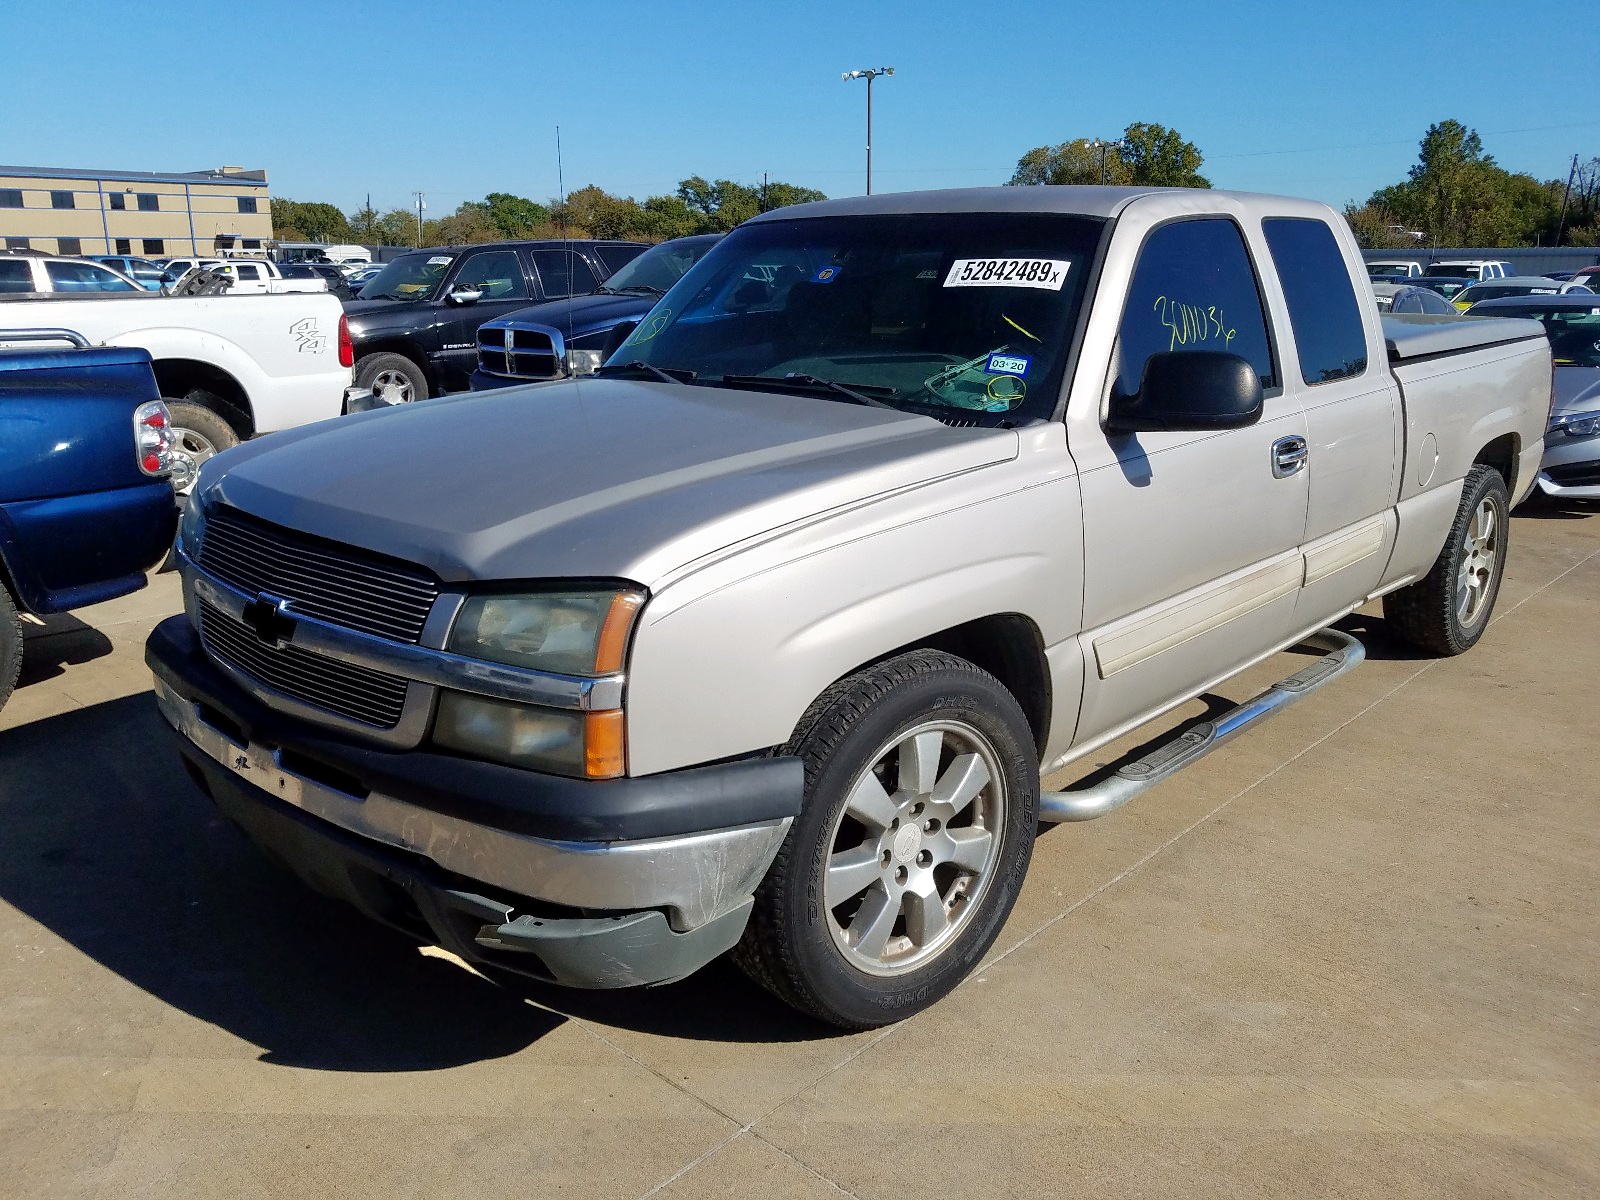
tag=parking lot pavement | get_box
[2,504,1597,1199]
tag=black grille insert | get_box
[199,506,439,643]
[198,601,410,729]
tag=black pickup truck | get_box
[343,239,647,402]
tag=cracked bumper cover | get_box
[145,615,801,988]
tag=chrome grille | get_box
[477,324,561,380]
[198,601,409,728]
[198,506,438,643]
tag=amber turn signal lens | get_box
[584,710,626,779]
[593,591,646,675]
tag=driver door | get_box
[434,249,535,389]
[1067,214,1310,747]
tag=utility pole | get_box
[413,192,426,247]
[761,172,770,213]
[842,67,894,195]
[1554,154,1579,247]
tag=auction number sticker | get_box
[944,258,1070,290]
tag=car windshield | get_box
[1463,283,1555,302]
[610,212,1104,424]
[358,252,456,300]
[600,239,718,296]
[1369,265,1414,277]
[1491,307,1600,368]
[1424,264,1476,277]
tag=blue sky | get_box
[6,0,1597,215]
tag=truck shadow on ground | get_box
[16,614,114,687]
[0,695,838,1070]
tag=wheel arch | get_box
[152,358,254,439]
[1473,432,1519,491]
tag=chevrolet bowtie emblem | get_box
[240,594,297,648]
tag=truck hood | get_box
[199,380,1017,586]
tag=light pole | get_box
[1088,138,1123,185]
[842,67,894,195]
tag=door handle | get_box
[1272,435,1308,478]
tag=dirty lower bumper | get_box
[145,616,800,988]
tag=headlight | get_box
[437,588,643,778]
[1549,410,1600,439]
[446,589,644,676]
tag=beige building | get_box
[0,164,274,259]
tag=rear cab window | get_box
[1262,217,1368,386]
[1112,217,1278,410]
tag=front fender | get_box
[625,434,1083,776]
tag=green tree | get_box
[270,199,353,242]
[1007,124,1206,188]
[1119,123,1209,187]
[483,192,550,238]
[348,205,382,244]
[422,201,501,246]
[376,208,418,246]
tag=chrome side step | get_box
[1039,628,1365,824]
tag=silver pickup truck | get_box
[145,187,1551,1028]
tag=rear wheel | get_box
[354,352,428,404]
[735,650,1038,1028]
[1384,464,1509,655]
[163,398,239,497]
[0,579,23,714]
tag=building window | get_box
[51,190,76,209]
[237,196,258,214]
[0,189,22,208]
[242,238,261,249]
[137,193,160,212]
[142,239,165,255]
[109,192,127,210]
[57,237,82,255]
[5,237,30,250]
[115,238,131,255]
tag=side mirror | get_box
[446,286,484,306]
[159,272,175,284]
[600,319,639,360]
[1106,351,1263,434]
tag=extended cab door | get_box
[1259,217,1401,627]
[433,248,537,389]
[1066,211,1310,748]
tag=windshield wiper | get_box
[595,360,696,384]
[721,373,898,409]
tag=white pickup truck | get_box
[0,291,352,489]
[199,259,327,295]
[148,187,1551,1028]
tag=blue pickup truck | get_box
[0,330,178,710]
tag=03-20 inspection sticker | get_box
[944,258,1070,290]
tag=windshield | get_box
[358,251,456,300]
[1490,307,1600,368]
[600,238,718,295]
[610,213,1103,424]
[1368,264,1415,278]
[1425,264,1479,277]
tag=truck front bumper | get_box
[145,616,801,989]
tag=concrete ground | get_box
[2,501,1597,1199]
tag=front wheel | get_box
[735,650,1038,1029]
[1384,464,1510,655]
[354,352,428,405]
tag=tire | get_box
[354,352,429,404]
[0,578,23,714]
[734,650,1038,1029]
[163,398,239,497]
[1383,464,1510,656]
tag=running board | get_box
[1039,628,1365,824]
